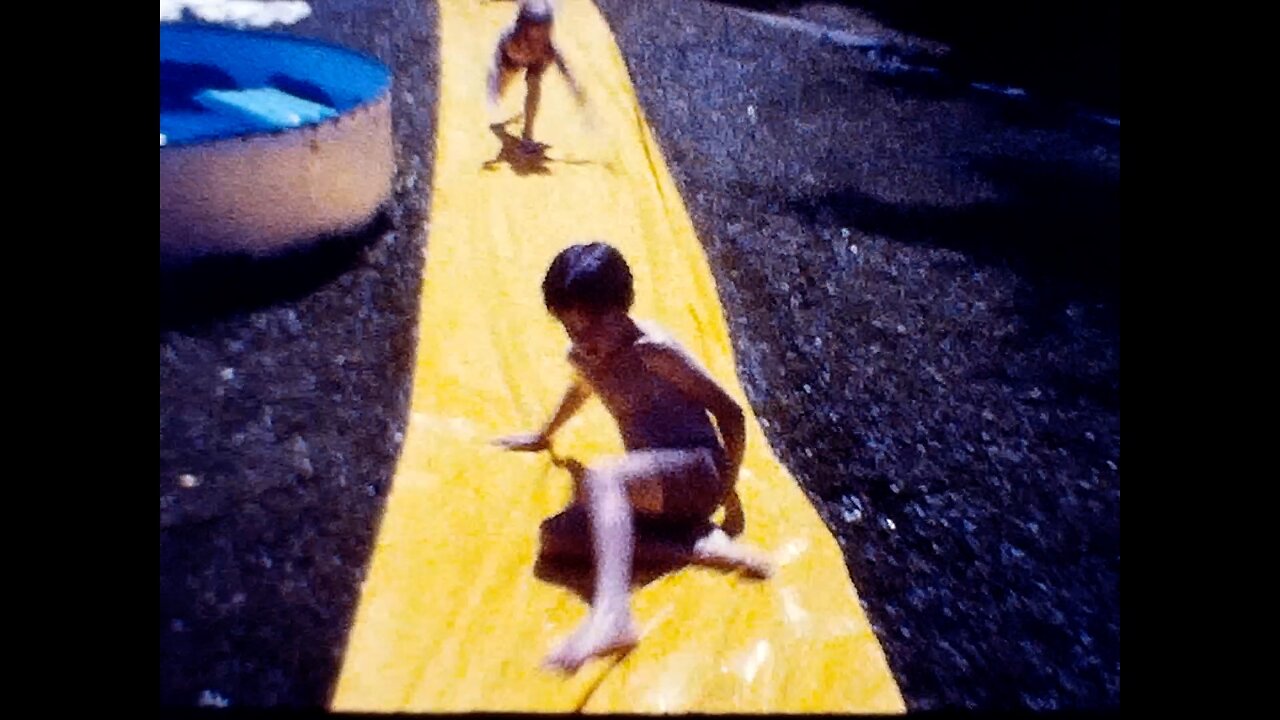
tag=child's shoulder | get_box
[633,319,680,350]
[633,320,700,368]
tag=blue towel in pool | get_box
[194,87,338,131]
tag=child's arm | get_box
[553,48,585,105]
[485,49,504,115]
[486,29,515,116]
[641,342,746,481]
[495,379,591,451]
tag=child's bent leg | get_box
[543,450,702,671]
[541,508,769,574]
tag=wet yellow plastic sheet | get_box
[331,0,904,712]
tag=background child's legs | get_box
[521,65,547,142]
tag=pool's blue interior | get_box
[160,24,391,146]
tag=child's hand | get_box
[494,432,550,452]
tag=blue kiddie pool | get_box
[160,23,395,255]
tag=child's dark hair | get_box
[543,242,634,316]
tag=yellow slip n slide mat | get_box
[332,0,904,712]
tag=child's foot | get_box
[694,530,774,579]
[518,138,548,155]
[544,608,639,672]
[736,551,774,579]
